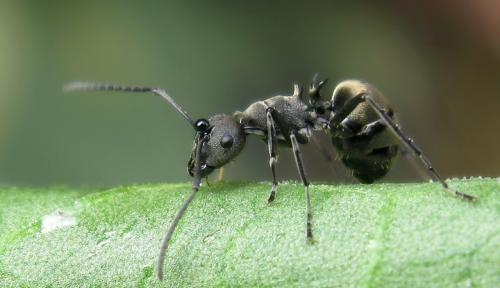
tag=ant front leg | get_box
[266,107,279,203]
[290,132,314,242]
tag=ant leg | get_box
[344,119,386,147]
[266,108,279,203]
[362,95,477,201]
[290,132,314,242]
[330,96,365,128]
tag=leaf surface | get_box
[0,179,498,287]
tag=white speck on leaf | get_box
[41,210,76,233]
[367,239,378,250]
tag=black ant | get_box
[64,75,476,281]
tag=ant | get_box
[64,75,476,281]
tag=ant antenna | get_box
[63,81,195,127]
[157,133,208,281]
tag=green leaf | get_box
[1,179,499,287]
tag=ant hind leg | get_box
[290,132,314,242]
[362,95,477,201]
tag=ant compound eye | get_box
[195,119,210,132]
[220,133,234,149]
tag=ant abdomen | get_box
[329,79,400,183]
[333,136,399,183]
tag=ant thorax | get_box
[236,85,328,146]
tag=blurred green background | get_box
[0,0,499,187]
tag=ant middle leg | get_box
[266,108,279,203]
[290,132,314,242]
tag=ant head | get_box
[188,114,246,177]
